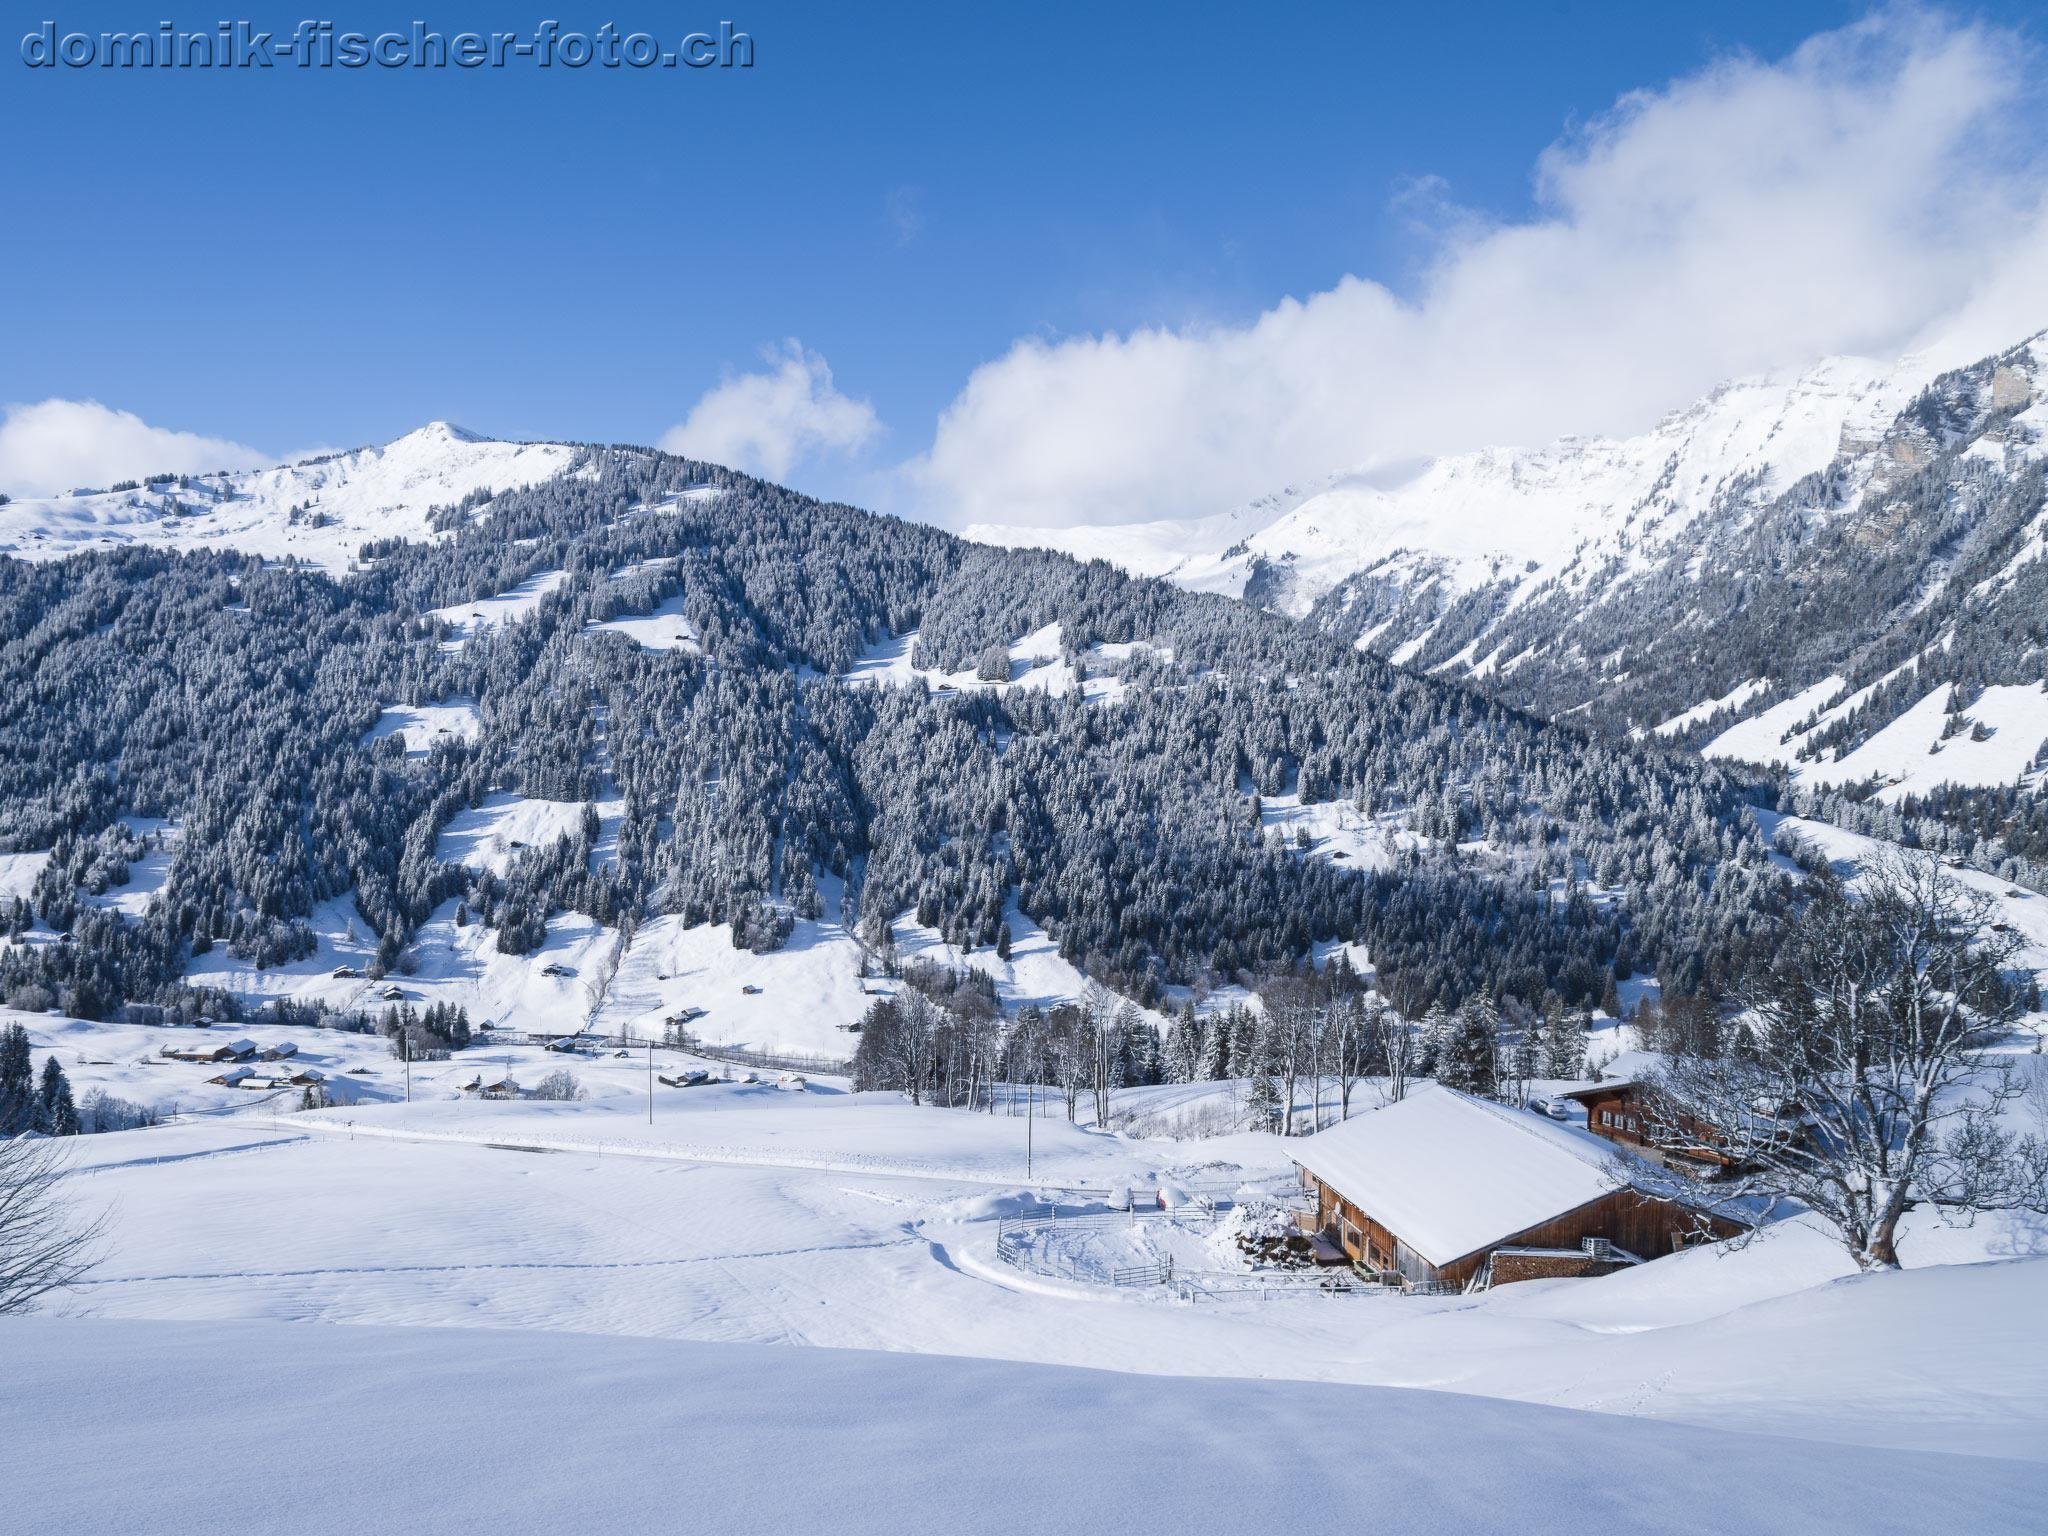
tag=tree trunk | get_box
[1863,1224,1903,1268]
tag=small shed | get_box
[261,1041,299,1061]
[1291,1088,1743,1291]
[208,1065,256,1087]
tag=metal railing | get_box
[993,1202,1205,1288]
[1171,1267,1380,1303]
[668,1039,852,1076]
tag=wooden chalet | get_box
[163,1038,256,1064]
[1561,1077,1788,1179]
[1291,1088,1744,1292]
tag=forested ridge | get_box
[0,446,1790,1021]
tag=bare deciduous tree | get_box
[0,1133,103,1315]
[1373,997,1415,1105]
[1653,852,2048,1270]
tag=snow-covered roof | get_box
[1290,1088,1630,1267]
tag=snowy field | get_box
[25,1081,2048,1461]
[1760,810,2048,980]
[428,568,569,647]
[360,698,483,756]
[1706,674,2048,800]
[12,1314,2041,1536]
[12,993,2048,1534]
[842,623,1143,704]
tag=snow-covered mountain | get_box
[0,422,587,573]
[972,332,2048,816]
[967,352,1927,618]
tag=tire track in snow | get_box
[72,1234,921,1290]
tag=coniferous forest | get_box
[0,447,1792,1024]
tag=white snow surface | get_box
[0,423,583,572]
[433,791,595,876]
[427,568,569,647]
[360,698,482,756]
[1650,677,1771,737]
[25,1088,2048,1467]
[1290,1087,1631,1265]
[1702,674,1848,764]
[589,592,702,652]
[10,1312,2040,1536]
[1758,810,2048,984]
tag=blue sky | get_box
[5,3,2048,520]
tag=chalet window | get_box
[1626,1116,1638,1132]
[1600,1110,1614,1127]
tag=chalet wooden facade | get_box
[1304,1173,1740,1290]
[1292,1088,1744,1292]
[1563,1079,1745,1177]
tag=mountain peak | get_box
[393,421,490,449]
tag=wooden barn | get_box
[1562,1077,1796,1179]
[1291,1088,1745,1292]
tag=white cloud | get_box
[886,185,925,248]
[906,11,2048,530]
[661,342,882,482]
[0,399,270,498]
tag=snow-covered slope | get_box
[15,1312,2040,1536]
[969,351,1922,619]
[0,422,585,573]
[973,330,2048,823]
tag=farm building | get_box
[162,1038,257,1064]
[207,1066,256,1088]
[260,1041,299,1061]
[1561,1076,1800,1179]
[1291,1088,1744,1292]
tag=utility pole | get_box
[647,1035,654,1126]
[1026,1077,1034,1180]
[403,1032,412,1103]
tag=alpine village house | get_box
[1291,1088,1747,1292]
